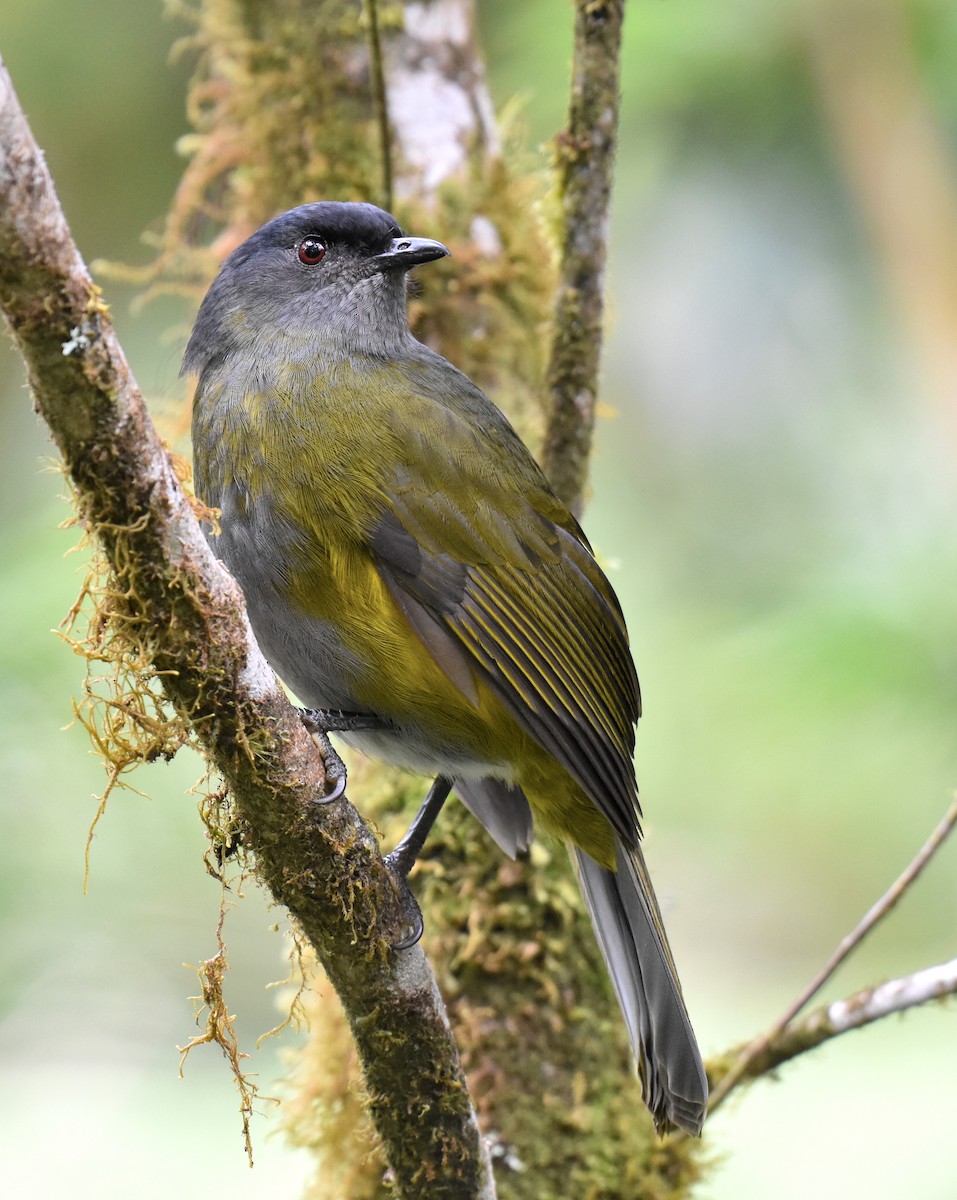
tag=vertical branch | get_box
[542,0,625,515]
[381,0,498,204]
[364,0,394,213]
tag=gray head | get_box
[182,201,449,377]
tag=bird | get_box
[184,200,708,1135]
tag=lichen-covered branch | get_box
[709,959,957,1098]
[0,56,492,1200]
[542,0,625,514]
[383,0,499,202]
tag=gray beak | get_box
[373,236,450,271]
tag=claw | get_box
[321,765,348,803]
[296,720,449,947]
[380,776,454,950]
[383,855,425,950]
[299,712,349,803]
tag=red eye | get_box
[297,236,326,265]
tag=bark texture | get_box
[542,0,625,516]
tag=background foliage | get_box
[1,1,955,1197]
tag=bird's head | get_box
[183,201,449,376]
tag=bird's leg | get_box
[298,709,451,949]
[386,775,453,877]
[298,707,392,802]
[383,776,453,950]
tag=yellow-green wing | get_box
[369,430,642,846]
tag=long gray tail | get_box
[573,838,708,1135]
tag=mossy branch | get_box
[542,0,625,515]
[0,57,493,1200]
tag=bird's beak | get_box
[373,236,450,271]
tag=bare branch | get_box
[708,795,957,1114]
[542,0,625,514]
[0,56,493,1200]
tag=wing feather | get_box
[353,358,643,844]
[459,574,638,842]
[371,488,642,844]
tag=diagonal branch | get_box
[708,795,957,1115]
[767,795,957,1033]
[542,0,625,515]
[0,56,493,1200]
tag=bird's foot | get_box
[298,707,391,734]
[298,710,349,802]
[381,862,425,950]
[380,776,454,950]
[298,708,396,803]
[386,776,453,876]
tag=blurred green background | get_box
[2,1,955,1197]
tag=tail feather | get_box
[573,838,708,1135]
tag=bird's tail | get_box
[572,838,708,1136]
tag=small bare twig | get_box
[770,795,957,1029]
[364,0,393,213]
[708,795,957,1114]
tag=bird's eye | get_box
[297,236,327,265]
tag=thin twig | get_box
[773,795,957,1026]
[708,795,957,1114]
[542,0,625,515]
[365,0,393,213]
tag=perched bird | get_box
[185,201,708,1135]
